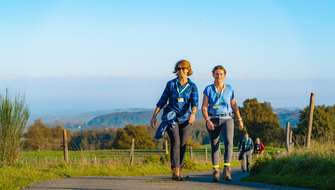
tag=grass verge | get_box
[243,143,335,190]
[0,155,240,190]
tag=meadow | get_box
[1,146,245,190]
[0,144,286,190]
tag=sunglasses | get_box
[177,67,188,71]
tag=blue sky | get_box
[0,0,334,116]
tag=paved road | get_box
[26,169,311,190]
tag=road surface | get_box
[25,168,311,190]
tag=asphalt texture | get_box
[25,168,312,190]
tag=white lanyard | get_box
[214,84,225,104]
[215,87,223,99]
[176,82,189,96]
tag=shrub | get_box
[0,90,29,165]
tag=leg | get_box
[167,125,180,169]
[242,152,247,171]
[221,118,234,180]
[179,122,191,168]
[246,152,252,172]
[222,118,234,164]
[207,118,221,170]
[238,151,244,171]
[206,119,222,182]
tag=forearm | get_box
[232,103,242,120]
[201,106,210,121]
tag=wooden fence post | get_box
[165,139,169,155]
[285,122,292,153]
[289,129,293,147]
[129,138,135,166]
[94,156,97,165]
[306,92,315,148]
[63,128,69,163]
[189,146,193,160]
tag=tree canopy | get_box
[239,98,284,145]
[295,105,335,144]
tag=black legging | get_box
[166,122,190,168]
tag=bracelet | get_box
[236,118,243,121]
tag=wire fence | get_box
[19,130,283,166]
[20,147,241,166]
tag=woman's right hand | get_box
[238,120,244,131]
[150,117,157,128]
[206,119,215,130]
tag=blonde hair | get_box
[173,59,193,76]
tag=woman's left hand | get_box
[238,120,244,130]
[188,113,196,125]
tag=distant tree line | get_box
[23,120,158,150]
[23,99,335,150]
[23,119,63,150]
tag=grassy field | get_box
[244,142,335,190]
[0,146,285,190]
[1,149,241,190]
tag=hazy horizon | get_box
[1,77,333,119]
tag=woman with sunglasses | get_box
[151,59,198,181]
[201,65,244,182]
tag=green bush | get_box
[250,153,272,175]
[0,90,29,166]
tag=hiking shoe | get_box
[172,167,183,181]
[177,176,183,181]
[212,170,220,182]
[223,166,232,181]
[172,175,183,181]
[172,173,178,180]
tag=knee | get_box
[180,138,189,147]
[212,138,220,146]
[226,141,233,148]
[172,140,180,148]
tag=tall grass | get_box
[0,90,29,165]
[246,142,335,190]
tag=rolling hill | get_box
[83,108,300,129]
